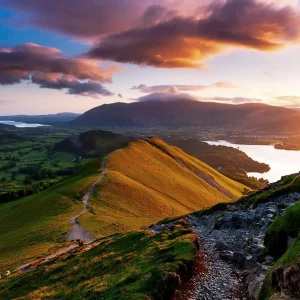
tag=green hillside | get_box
[0,137,247,272]
[0,158,103,272]
[0,222,198,300]
[80,137,248,237]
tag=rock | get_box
[233,251,245,268]
[264,255,275,265]
[215,241,232,251]
[189,191,300,300]
[271,263,300,299]
[248,272,265,300]
[220,251,234,262]
[246,255,253,261]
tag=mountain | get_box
[79,137,248,237]
[290,108,300,112]
[71,100,300,133]
[1,172,299,300]
[0,137,247,272]
[54,130,133,157]
[0,112,80,125]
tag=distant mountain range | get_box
[70,100,300,133]
[0,112,80,125]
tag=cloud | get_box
[0,43,116,97]
[0,0,210,39]
[132,84,207,93]
[212,82,238,88]
[86,0,300,68]
[137,92,197,102]
[0,100,13,105]
[203,96,262,104]
[3,0,300,69]
[0,0,152,39]
[273,96,300,108]
[132,82,238,93]
[135,93,261,104]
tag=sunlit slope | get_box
[0,158,102,272]
[81,138,248,236]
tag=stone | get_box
[272,264,300,299]
[233,251,245,268]
[220,251,234,262]
[215,241,232,251]
[248,273,265,300]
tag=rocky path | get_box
[67,155,110,243]
[174,193,300,300]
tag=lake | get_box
[0,120,49,128]
[205,140,300,183]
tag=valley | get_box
[0,120,299,299]
[1,168,299,300]
[2,2,300,298]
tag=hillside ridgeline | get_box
[0,137,247,272]
[71,100,300,134]
[79,137,248,237]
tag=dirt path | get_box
[13,155,114,274]
[67,155,110,243]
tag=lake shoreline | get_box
[0,120,49,128]
[205,140,300,183]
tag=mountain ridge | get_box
[70,100,300,133]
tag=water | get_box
[205,140,300,183]
[0,120,48,128]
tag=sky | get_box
[1,0,300,115]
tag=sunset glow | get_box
[1,0,300,114]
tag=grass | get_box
[264,201,300,258]
[0,223,197,300]
[239,174,300,207]
[0,137,247,273]
[0,157,103,272]
[80,138,247,238]
[0,127,93,194]
[259,202,300,300]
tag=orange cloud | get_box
[86,0,300,68]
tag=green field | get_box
[0,223,197,300]
[0,137,248,272]
[0,127,93,202]
[0,157,103,272]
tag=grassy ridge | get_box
[80,138,247,237]
[259,202,300,300]
[264,201,300,258]
[0,223,197,300]
[0,158,103,272]
[0,137,246,271]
